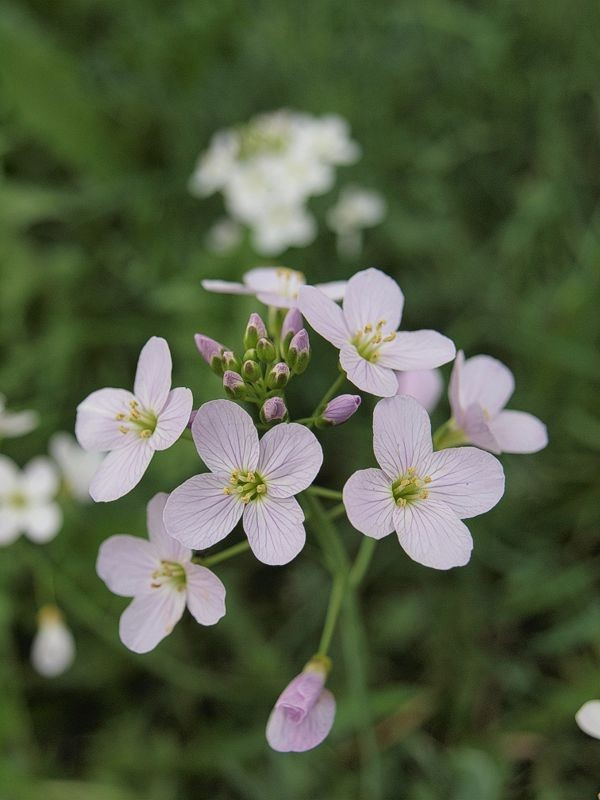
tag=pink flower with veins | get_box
[266,660,336,752]
[202,266,346,309]
[97,493,226,654]
[164,400,323,565]
[343,396,505,570]
[299,268,455,397]
[76,337,193,503]
[449,351,548,454]
[396,369,443,413]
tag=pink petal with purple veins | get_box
[456,354,515,417]
[315,280,347,301]
[76,388,136,451]
[89,439,154,502]
[266,671,336,752]
[488,410,548,454]
[257,423,323,498]
[97,534,158,597]
[343,468,395,540]
[256,291,296,308]
[202,279,253,295]
[119,586,187,653]
[448,350,464,420]
[395,369,443,413]
[373,396,433,478]
[425,447,505,518]
[394,500,473,570]
[342,268,404,334]
[192,400,260,474]
[152,387,193,451]
[184,563,227,626]
[243,495,305,565]
[461,403,500,453]
[163,472,243,550]
[378,330,455,371]
[133,337,172,411]
[340,344,398,397]
[146,492,191,563]
[298,286,349,347]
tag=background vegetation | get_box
[0,0,599,797]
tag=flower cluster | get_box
[190,109,385,256]
[75,265,549,753]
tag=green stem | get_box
[307,371,347,427]
[432,417,468,450]
[306,485,343,501]
[317,571,347,656]
[194,540,250,567]
[350,537,376,589]
[328,502,346,521]
[303,492,350,575]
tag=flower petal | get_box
[342,268,404,333]
[97,534,159,597]
[340,344,398,397]
[133,336,172,412]
[488,410,548,454]
[460,404,501,453]
[425,447,505,518]
[75,388,136,451]
[21,457,59,501]
[243,267,288,293]
[0,455,19,494]
[202,279,253,295]
[267,686,336,752]
[163,472,243,550]
[372,396,433,478]
[0,508,21,545]
[394,500,473,570]
[448,350,464,419]
[456,354,514,416]
[192,399,259,474]
[146,492,191,563]
[576,700,600,739]
[314,280,347,301]
[258,423,323,498]
[298,286,349,348]
[89,439,154,502]
[395,369,443,413]
[184,564,227,626]
[378,330,455,370]
[22,504,63,543]
[243,496,305,565]
[119,588,186,654]
[152,387,193,451]
[343,468,395,540]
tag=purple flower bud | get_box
[260,396,288,424]
[267,362,291,389]
[287,329,311,374]
[242,359,261,382]
[195,334,226,375]
[222,350,241,371]
[244,312,268,350]
[223,370,246,399]
[281,308,303,352]
[319,394,361,427]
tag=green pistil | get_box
[151,561,187,591]
[224,470,267,503]
[391,468,431,507]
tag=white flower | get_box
[0,394,39,438]
[49,432,103,503]
[0,456,62,546]
[189,130,240,197]
[205,218,243,255]
[576,700,600,739]
[31,605,75,677]
[251,205,317,255]
[327,186,386,234]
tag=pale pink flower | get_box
[76,337,193,503]
[449,351,548,454]
[97,493,226,654]
[164,400,323,565]
[396,369,443,413]
[0,456,62,546]
[266,661,336,752]
[343,396,505,570]
[202,267,346,309]
[31,605,75,678]
[299,268,455,397]
[575,701,600,739]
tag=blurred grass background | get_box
[0,0,599,798]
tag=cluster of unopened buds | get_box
[74,265,551,752]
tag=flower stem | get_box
[350,537,376,589]
[328,502,346,521]
[432,417,467,450]
[307,370,347,427]
[194,540,250,567]
[306,485,343,501]
[317,571,347,656]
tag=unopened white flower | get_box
[0,394,39,438]
[31,605,75,677]
[576,700,600,739]
[0,456,62,546]
[49,432,103,503]
[206,218,243,255]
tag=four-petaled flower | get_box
[76,337,193,502]
[343,396,505,569]
[164,400,323,565]
[299,268,455,396]
[0,456,62,546]
[449,351,548,454]
[97,493,226,653]
[202,267,346,309]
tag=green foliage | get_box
[0,0,598,797]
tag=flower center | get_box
[351,319,396,363]
[391,467,431,507]
[115,399,157,439]
[8,491,27,508]
[275,268,305,299]
[223,470,267,503]
[151,560,186,591]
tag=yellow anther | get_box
[130,409,140,420]
[241,494,252,504]
[420,489,429,500]
[376,319,387,329]
[396,497,407,508]
[398,479,410,489]
[115,413,126,420]
[407,467,416,475]
[363,323,373,333]
[424,476,432,483]
[129,399,139,408]
[223,487,232,495]
[256,484,266,494]
[119,425,129,434]
[246,472,255,482]
[384,333,396,342]
[140,429,152,438]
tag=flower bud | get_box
[244,312,268,350]
[281,308,303,355]
[195,334,226,375]
[256,337,276,363]
[223,370,247,399]
[317,394,361,427]
[221,349,241,372]
[260,396,288,424]
[31,605,75,678]
[242,359,262,382]
[267,362,290,389]
[287,329,311,374]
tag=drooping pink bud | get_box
[244,312,268,350]
[319,394,361,426]
[194,334,226,374]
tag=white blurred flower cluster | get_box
[190,110,385,256]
